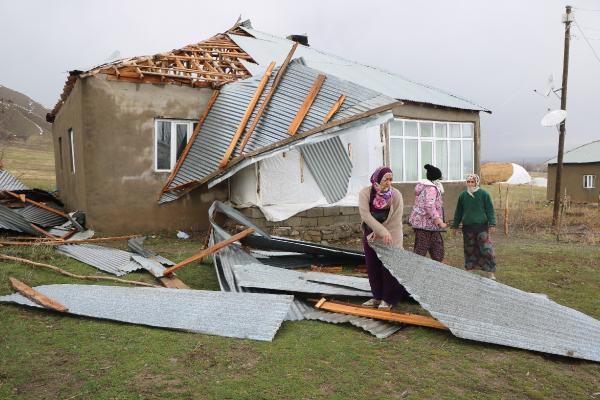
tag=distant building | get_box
[47,20,490,235]
[547,140,600,203]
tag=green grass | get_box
[1,134,55,191]
[1,233,600,399]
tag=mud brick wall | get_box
[226,206,363,243]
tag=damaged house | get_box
[47,21,489,234]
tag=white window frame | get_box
[154,119,195,172]
[583,175,596,189]
[68,128,76,174]
[388,118,474,182]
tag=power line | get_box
[573,6,600,12]
[573,19,600,67]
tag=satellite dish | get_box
[541,110,567,127]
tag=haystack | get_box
[481,163,531,184]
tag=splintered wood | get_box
[9,277,68,312]
[314,298,448,330]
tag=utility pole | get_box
[552,5,572,227]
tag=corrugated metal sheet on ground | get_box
[229,27,489,112]
[0,284,293,341]
[232,262,371,296]
[303,308,403,339]
[0,204,38,235]
[0,170,28,191]
[13,204,67,227]
[371,242,600,362]
[160,60,396,203]
[547,140,600,164]
[56,244,142,276]
[300,136,352,203]
[128,236,175,266]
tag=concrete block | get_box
[305,208,324,217]
[285,216,303,227]
[348,214,363,224]
[317,216,336,226]
[323,207,341,217]
[300,217,318,227]
[272,227,292,236]
[341,206,359,215]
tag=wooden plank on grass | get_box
[9,277,68,312]
[163,228,255,276]
[314,298,448,330]
[159,276,190,289]
[288,74,326,135]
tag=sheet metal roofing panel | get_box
[303,309,402,339]
[128,236,175,266]
[547,140,600,164]
[0,284,293,341]
[371,243,600,362]
[300,136,352,203]
[0,204,39,235]
[230,27,489,112]
[13,204,67,227]
[57,244,142,276]
[160,61,396,203]
[0,170,28,191]
[232,262,371,296]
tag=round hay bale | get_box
[481,162,513,184]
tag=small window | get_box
[154,119,194,172]
[583,175,596,189]
[68,128,75,173]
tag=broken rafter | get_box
[288,74,326,135]
[314,298,448,330]
[219,61,276,169]
[4,191,68,218]
[160,90,221,197]
[9,277,69,312]
[323,94,346,124]
[238,42,299,154]
[163,228,255,276]
[0,235,140,247]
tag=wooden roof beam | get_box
[288,74,326,135]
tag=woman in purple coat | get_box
[358,166,408,310]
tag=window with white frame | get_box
[154,119,196,172]
[583,175,596,189]
[389,119,474,181]
[68,128,76,174]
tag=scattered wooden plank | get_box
[310,265,343,273]
[30,223,60,239]
[9,277,69,312]
[159,276,190,289]
[288,74,326,135]
[323,94,346,124]
[0,254,160,288]
[314,298,448,330]
[163,228,255,276]
[218,61,276,169]
[160,90,220,197]
[4,191,69,218]
[238,42,299,154]
[0,234,140,247]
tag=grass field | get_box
[1,229,600,399]
[1,135,55,191]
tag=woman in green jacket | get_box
[451,173,497,280]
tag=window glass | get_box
[462,123,474,138]
[405,139,418,181]
[156,121,171,170]
[420,122,433,138]
[583,175,596,189]
[176,124,188,161]
[435,140,448,179]
[405,121,418,137]
[390,120,403,137]
[390,138,403,180]
[463,140,473,178]
[435,123,447,138]
[449,123,461,138]
[449,141,461,180]
[68,128,76,173]
[421,141,433,178]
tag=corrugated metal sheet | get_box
[547,140,600,164]
[230,27,490,113]
[0,169,28,191]
[371,242,600,362]
[56,244,142,276]
[0,204,39,235]
[0,284,293,341]
[300,136,352,203]
[232,262,371,296]
[13,204,67,227]
[303,308,403,339]
[160,60,397,203]
[128,236,175,266]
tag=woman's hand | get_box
[434,218,447,229]
[382,232,393,245]
[489,226,496,234]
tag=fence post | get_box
[504,186,510,237]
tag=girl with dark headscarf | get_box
[358,166,408,310]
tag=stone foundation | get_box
[226,206,363,243]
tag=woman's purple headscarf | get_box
[369,166,394,210]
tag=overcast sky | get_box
[1,0,599,161]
